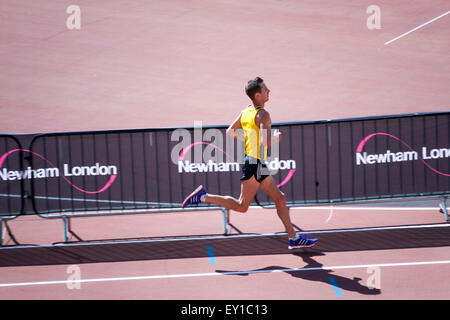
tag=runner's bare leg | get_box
[204,177,259,212]
[259,176,296,238]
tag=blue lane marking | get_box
[328,277,343,297]
[206,246,216,265]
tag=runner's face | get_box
[259,83,270,103]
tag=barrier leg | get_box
[221,208,229,235]
[0,220,18,245]
[62,216,69,242]
[440,196,449,222]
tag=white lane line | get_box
[384,11,450,45]
[0,193,441,209]
[290,206,439,211]
[325,206,334,223]
[1,259,450,288]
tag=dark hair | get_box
[245,77,264,100]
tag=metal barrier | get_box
[0,134,25,217]
[0,111,448,244]
[0,135,25,245]
[257,112,450,206]
[27,129,229,242]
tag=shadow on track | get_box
[216,252,381,296]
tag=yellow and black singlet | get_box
[240,105,267,161]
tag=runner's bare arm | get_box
[226,111,245,141]
[258,110,281,147]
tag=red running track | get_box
[0,0,449,300]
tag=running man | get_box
[182,77,317,249]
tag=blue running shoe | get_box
[182,185,207,208]
[288,234,318,249]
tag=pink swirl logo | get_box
[0,149,117,194]
[357,133,450,177]
[178,142,296,187]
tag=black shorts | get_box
[240,155,271,183]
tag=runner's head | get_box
[245,77,270,105]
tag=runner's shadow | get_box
[216,252,381,296]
